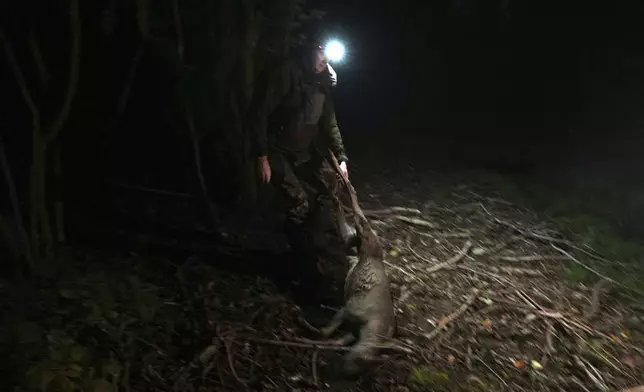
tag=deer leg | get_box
[320,307,346,338]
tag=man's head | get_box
[312,45,329,74]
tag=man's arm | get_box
[320,92,349,163]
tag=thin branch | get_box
[311,351,319,387]
[392,215,437,229]
[0,26,41,130]
[361,207,422,217]
[45,0,82,145]
[585,278,611,320]
[246,337,410,353]
[497,255,569,262]
[424,289,479,341]
[171,0,184,61]
[425,240,473,274]
[110,43,144,131]
[573,355,609,391]
[28,27,50,87]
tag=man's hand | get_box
[339,161,349,180]
[258,156,271,183]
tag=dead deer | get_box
[320,151,396,375]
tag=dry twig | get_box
[585,278,612,320]
[425,240,473,274]
[311,350,319,387]
[574,355,609,391]
[424,289,479,341]
[392,215,437,229]
[246,337,412,353]
[362,206,423,216]
[497,255,568,262]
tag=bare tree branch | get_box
[45,0,82,145]
[0,26,41,132]
[28,27,50,87]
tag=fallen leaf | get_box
[472,247,486,256]
[389,248,399,257]
[437,316,448,327]
[512,359,524,369]
[481,319,492,329]
[524,314,537,322]
[478,297,494,306]
[530,360,543,370]
[447,354,456,363]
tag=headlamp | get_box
[324,40,345,63]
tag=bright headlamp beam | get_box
[324,40,345,62]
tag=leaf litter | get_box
[2,164,644,392]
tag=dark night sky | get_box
[307,0,644,171]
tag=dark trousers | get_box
[268,147,347,284]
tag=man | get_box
[248,41,356,275]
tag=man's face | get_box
[313,49,328,74]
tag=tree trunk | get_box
[53,139,65,243]
[0,135,34,269]
[30,131,52,260]
[172,0,219,225]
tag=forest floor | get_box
[2,155,644,392]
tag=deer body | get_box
[321,152,396,374]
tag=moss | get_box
[408,366,450,387]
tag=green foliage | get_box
[408,366,450,386]
[486,172,644,298]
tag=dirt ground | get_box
[2,158,644,392]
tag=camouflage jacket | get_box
[247,57,349,163]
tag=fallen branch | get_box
[573,355,609,391]
[585,278,612,320]
[467,190,514,206]
[383,259,435,293]
[540,320,556,366]
[497,255,569,262]
[217,330,252,385]
[418,231,472,239]
[425,240,473,274]
[392,215,437,228]
[362,206,422,217]
[484,264,544,277]
[246,337,412,353]
[424,289,479,341]
[311,350,319,387]
[483,236,521,256]
[296,314,322,335]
